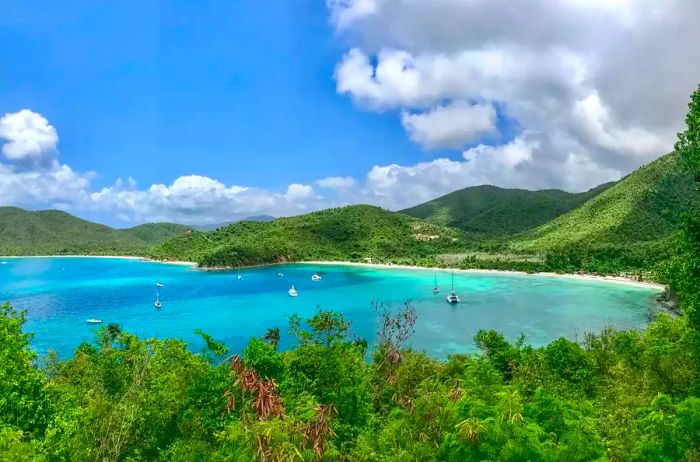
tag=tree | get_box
[262,327,281,350]
[0,303,50,435]
[673,85,700,364]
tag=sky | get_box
[0,0,698,226]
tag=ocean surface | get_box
[0,257,662,359]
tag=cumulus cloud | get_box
[0,110,327,224]
[0,109,59,169]
[401,101,497,149]
[329,0,700,191]
[317,176,356,190]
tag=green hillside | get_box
[0,207,191,256]
[499,152,698,274]
[149,205,465,267]
[401,183,613,234]
[512,152,696,250]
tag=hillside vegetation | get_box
[488,152,699,274]
[149,205,466,267]
[513,152,696,250]
[402,183,613,235]
[0,207,191,256]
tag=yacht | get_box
[156,281,164,288]
[288,285,298,297]
[311,273,322,281]
[445,271,460,304]
[432,273,440,295]
[86,319,103,324]
[155,287,162,308]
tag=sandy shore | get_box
[301,260,668,291]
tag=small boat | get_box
[156,281,164,288]
[0,261,7,265]
[154,299,162,309]
[237,268,243,280]
[311,273,322,281]
[445,271,460,304]
[432,273,440,295]
[277,272,284,277]
[288,286,298,297]
[86,319,103,324]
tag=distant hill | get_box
[512,152,697,251]
[0,207,192,256]
[149,205,465,267]
[401,183,614,235]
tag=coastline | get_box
[1,255,666,291]
[301,260,668,291]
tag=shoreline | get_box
[1,255,666,291]
[300,260,668,291]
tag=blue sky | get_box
[0,0,696,225]
[0,0,427,190]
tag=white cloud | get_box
[285,183,317,201]
[329,0,699,190]
[317,176,356,189]
[401,101,497,149]
[0,109,59,168]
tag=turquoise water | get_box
[0,257,662,359]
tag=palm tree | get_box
[263,327,281,350]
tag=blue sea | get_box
[0,257,662,359]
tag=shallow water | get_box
[0,257,662,359]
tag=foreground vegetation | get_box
[1,302,699,461]
[0,207,191,256]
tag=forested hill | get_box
[401,182,614,235]
[511,151,698,252]
[148,205,465,267]
[0,207,192,256]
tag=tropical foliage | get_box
[1,302,699,461]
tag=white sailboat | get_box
[277,272,284,277]
[0,261,7,265]
[154,287,162,309]
[86,318,103,324]
[237,268,243,280]
[288,285,298,297]
[432,273,440,295]
[156,281,164,288]
[311,273,322,281]
[445,271,460,304]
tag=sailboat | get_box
[156,281,164,288]
[86,318,103,324]
[154,287,162,309]
[0,260,7,265]
[311,273,322,281]
[288,285,298,297]
[237,268,243,280]
[432,273,440,294]
[445,271,460,304]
